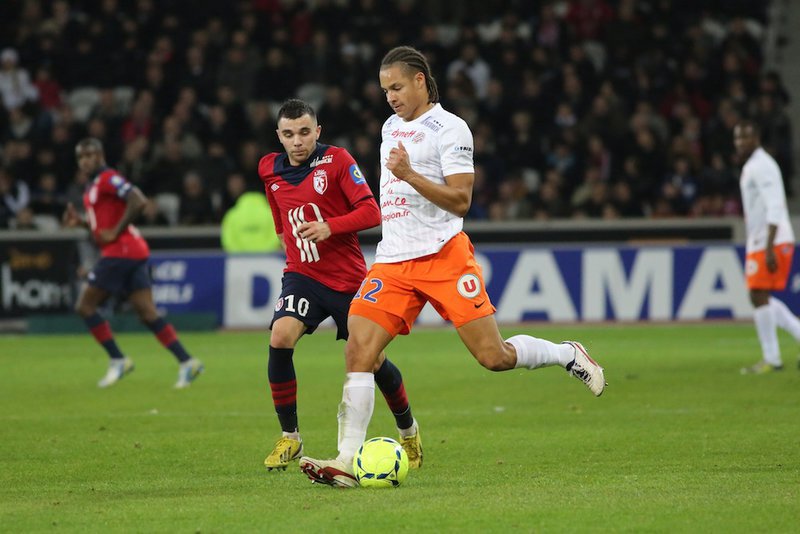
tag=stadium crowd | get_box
[0,0,792,229]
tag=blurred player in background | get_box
[258,99,422,471]
[735,121,800,374]
[62,138,204,388]
[300,46,606,488]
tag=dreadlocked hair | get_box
[380,46,439,104]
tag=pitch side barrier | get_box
[4,218,799,330]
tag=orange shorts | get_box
[349,232,496,336]
[745,244,794,291]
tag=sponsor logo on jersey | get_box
[457,273,481,298]
[350,164,366,185]
[309,154,333,167]
[421,116,443,132]
[453,146,473,152]
[412,132,425,143]
[313,169,328,194]
[391,129,417,139]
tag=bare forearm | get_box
[404,171,472,217]
[767,224,777,249]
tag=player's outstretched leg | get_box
[743,302,783,374]
[768,297,800,370]
[144,317,204,388]
[265,346,303,470]
[77,284,134,388]
[84,312,135,387]
[374,357,422,468]
[505,335,606,396]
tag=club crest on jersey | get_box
[412,132,426,143]
[457,273,481,298]
[313,169,327,194]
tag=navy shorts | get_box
[87,257,151,295]
[270,272,354,340]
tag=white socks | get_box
[336,372,375,465]
[753,304,781,366]
[506,335,574,370]
[769,297,800,341]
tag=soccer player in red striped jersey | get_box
[258,99,421,473]
[63,138,203,389]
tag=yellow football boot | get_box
[264,437,303,471]
[399,421,423,469]
[740,360,783,375]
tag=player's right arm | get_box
[62,202,89,229]
[266,184,286,251]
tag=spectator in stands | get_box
[178,171,215,225]
[0,0,792,230]
[447,43,491,101]
[0,168,30,228]
[0,48,39,112]
[29,172,65,218]
[220,191,279,253]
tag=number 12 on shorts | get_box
[354,278,383,303]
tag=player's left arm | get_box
[387,141,473,216]
[97,186,146,244]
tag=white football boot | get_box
[97,358,135,388]
[563,341,606,396]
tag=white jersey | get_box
[740,147,795,253]
[376,103,474,262]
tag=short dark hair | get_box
[277,99,317,122]
[736,119,761,138]
[75,137,104,153]
[380,46,439,104]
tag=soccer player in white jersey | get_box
[299,46,606,488]
[735,121,800,374]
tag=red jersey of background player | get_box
[259,143,379,293]
[83,168,149,259]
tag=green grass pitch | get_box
[1,323,799,532]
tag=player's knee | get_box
[344,337,377,372]
[75,300,93,317]
[475,348,514,372]
[269,328,296,349]
[134,307,159,324]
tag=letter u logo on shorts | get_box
[457,274,481,298]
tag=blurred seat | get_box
[67,87,100,122]
[113,86,135,115]
[296,83,325,111]
[155,193,180,226]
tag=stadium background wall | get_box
[2,219,799,330]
